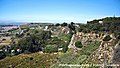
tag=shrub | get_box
[0,51,6,59]
[43,45,58,53]
[62,42,69,53]
[0,45,6,49]
[61,22,67,26]
[75,41,83,48]
[59,33,72,42]
[55,23,60,26]
[2,39,6,41]
[113,39,119,44]
[23,50,31,54]
[115,32,120,39]
[80,41,100,55]
[30,57,33,60]
[103,35,112,41]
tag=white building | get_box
[99,21,103,24]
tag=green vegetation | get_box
[80,41,100,56]
[115,32,120,39]
[43,45,58,53]
[55,23,60,26]
[0,45,6,49]
[103,35,112,41]
[0,17,120,67]
[0,30,52,59]
[112,39,119,44]
[58,33,72,42]
[68,22,75,31]
[62,43,69,53]
[0,51,6,59]
[78,17,120,34]
[43,36,70,53]
[61,22,68,26]
[57,33,72,53]
[75,41,83,48]
[0,52,60,68]
[16,30,51,53]
[52,41,101,68]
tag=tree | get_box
[17,36,40,53]
[75,41,83,48]
[0,51,6,59]
[71,22,75,25]
[68,24,75,31]
[55,23,60,26]
[17,30,51,53]
[61,22,67,26]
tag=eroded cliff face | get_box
[70,32,120,66]
[112,41,120,64]
[68,32,101,50]
[86,41,115,64]
[81,32,120,67]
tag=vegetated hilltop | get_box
[77,17,120,67]
[0,17,120,68]
[79,17,120,33]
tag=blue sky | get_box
[0,0,120,23]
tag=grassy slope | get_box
[0,41,100,68]
[52,41,101,68]
[0,52,61,68]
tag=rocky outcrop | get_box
[68,34,75,48]
[86,41,115,64]
[68,32,120,66]
[67,32,120,68]
[75,32,101,45]
[68,32,101,53]
[84,33,120,68]
[112,41,120,64]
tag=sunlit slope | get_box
[0,52,60,68]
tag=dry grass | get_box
[0,52,60,68]
[0,37,12,45]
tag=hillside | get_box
[0,32,120,68]
[0,52,60,68]
[0,17,120,68]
